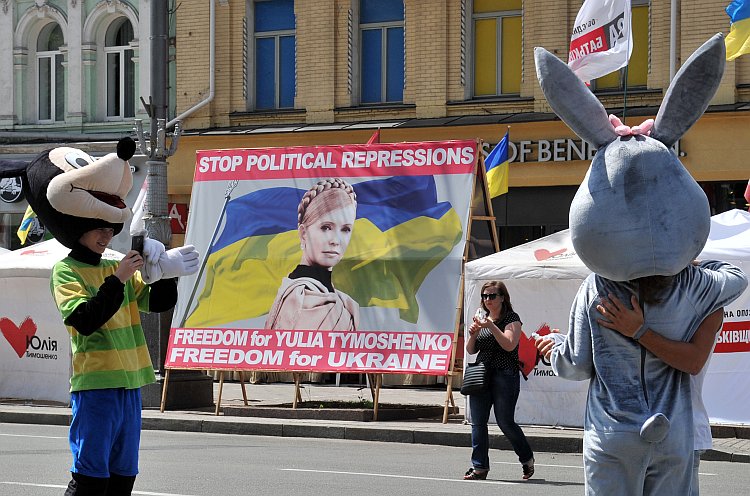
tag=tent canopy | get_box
[0,239,122,278]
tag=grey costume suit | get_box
[550,260,747,495]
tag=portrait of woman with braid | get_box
[265,178,360,331]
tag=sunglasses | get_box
[481,293,500,300]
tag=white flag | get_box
[129,177,148,235]
[568,0,632,83]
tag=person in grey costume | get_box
[533,33,748,496]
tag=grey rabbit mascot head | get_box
[535,34,726,281]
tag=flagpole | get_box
[622,65,629,119]
[669,0,677,81]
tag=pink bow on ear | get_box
[609,114,654,136]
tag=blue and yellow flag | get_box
[485,131,510,198]
[726,1,750,60]
[17,205,36,245]
[186,175,463,327]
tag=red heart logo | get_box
[534,248,567,261]
[0,317,37,358]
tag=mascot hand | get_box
[142,237,166,265]
[140,244,200,284]
[159,245,200,279]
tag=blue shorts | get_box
[69,388,142,478]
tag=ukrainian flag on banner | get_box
[186,175,463,327]
[17,205,36,245]
[485,131,510,198]
[726,0,750,60]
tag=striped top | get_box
[51,256,155,391]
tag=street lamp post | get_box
[134,0,213,409]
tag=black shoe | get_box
[522,458,535,480]
[463,467,488,480]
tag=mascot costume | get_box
[535,34,747,495]
[0,137,199,495]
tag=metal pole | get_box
[670,0,677,82]
[146,0,172,247]
[135,1,212,410]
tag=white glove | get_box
[142,237,166,265]
[141,244,200,284]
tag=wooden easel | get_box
[442,140,501,423]
[289,372,384,417]
[159,368,251,415]
[208,370,385,419]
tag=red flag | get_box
[366,129,380,145]
[744,179,750,212]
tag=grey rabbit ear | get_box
[651,33,726,148]
[534,47,617,149]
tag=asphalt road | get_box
[2,423,749,496]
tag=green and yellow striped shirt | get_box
[51,257,156,391]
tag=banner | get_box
[0,240,114,404]
[166,328,454,375]
[171,140,477,374]
[568,0,633,82]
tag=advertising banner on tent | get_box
[170,140,477,374]
[0,275,70,404]
[465,210,750,427]
[0,240,122,404]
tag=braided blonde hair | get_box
[297,178,357,225]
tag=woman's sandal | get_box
[522,458,535,480]
[463,468,488,480]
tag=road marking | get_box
[0,433,66,440]
[0,482,201,496]
[281,468,518,485]
[493,460,717,476]
[494,461,583,470]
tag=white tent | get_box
[464,209,750,427]
[0,239,122,404]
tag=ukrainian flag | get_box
[485,131,510,198]
[17,205,36,245]
[186,175,463,327]
[726,1,750,60]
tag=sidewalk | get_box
[1,381,748,463]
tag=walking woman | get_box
[464,280,534,480]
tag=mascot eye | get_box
[64,151,95,169]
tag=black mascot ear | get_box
[117,137,137,161]
[0,160,30,179]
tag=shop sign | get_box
[484,138,681,164]
[0,177,24,203]
[169,203,188,234]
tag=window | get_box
[105,18,135,119]
[37,23,65,123]
[359,0,404,104]
[594,1,648,90]
[472,0,522,97]
[253,0,296,110]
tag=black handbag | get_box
[460,361,488,395]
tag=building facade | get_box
[0,0,165,250]
[167,0,750,254]
[1,1,748,252]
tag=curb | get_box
[0,408,745,462]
